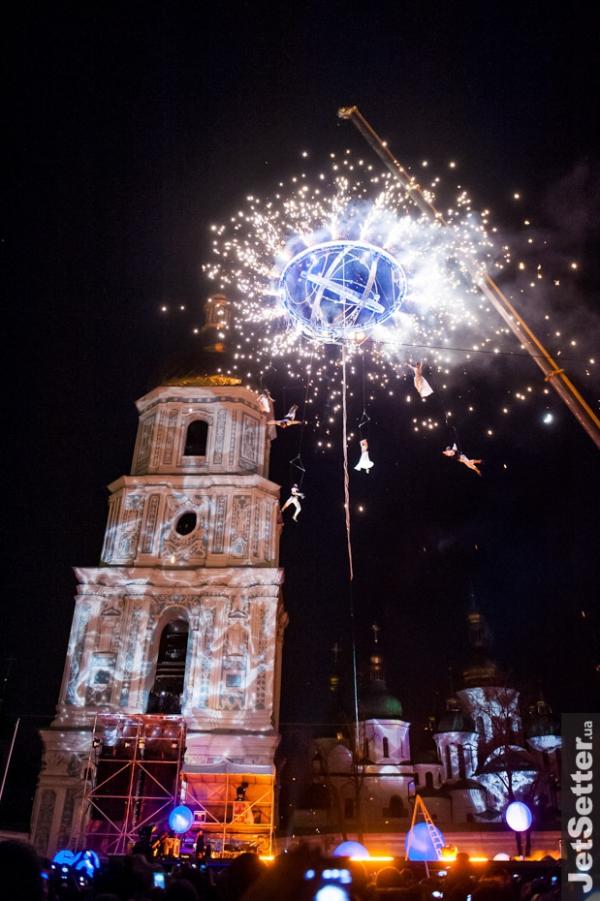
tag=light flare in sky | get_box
[197,151,594,447]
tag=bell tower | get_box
[31,377,286,856]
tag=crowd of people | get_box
[0,839,561,901]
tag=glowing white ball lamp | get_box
[505,801,532,832]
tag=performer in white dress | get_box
[408,361,434,398]
[354,438,374,473]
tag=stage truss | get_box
[77,714,186,855]
[75,715,275,857]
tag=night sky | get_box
[3,2,600,826]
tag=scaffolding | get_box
[181,760,275,857]
[78,714,186,855]
[76,715,276,858]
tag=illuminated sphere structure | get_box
[280,240,407,343]
[333,840,369,858]
[405,821,445,861]
[505,801,532,832]
[168,805,194,834]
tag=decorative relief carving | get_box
[228,594,249,620]
[34,789,56,854]
[213,409,227,464]
[198,608,215,708]
[255,606,267,710]
[212,496,227,553]
[151,409,166,469]
[101,602,121,617]
[251,500,260,558]
[228,413,238,467]
[114,494,144,561]
[230,496,251,556]
[58,787,78,849]
[135,413,154,472]
[85,652,116,706]
[65,604,92,706]
[225,622,248,656]
[263,501,273,563]
[240,414,258,468]
[147,594,204,614]
[162,408,179,465]
[220,622,248,710]
[120,608,143,707]
[101,495,121,561]
[160,495,209,563]
[141,494,160,554]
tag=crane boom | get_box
[338,105,600,450]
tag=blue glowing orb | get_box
[405,821,445,861]
[280,240,407,343]
[332,840,369,858]
[505,801,532,832]
[168,805,194,834]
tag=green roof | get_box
[359,681,403,720]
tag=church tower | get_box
[31,376,286,857]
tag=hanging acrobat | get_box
[281,483,305,521]
[268,404,303,429]
[257,387,274,415]
[354,438,374,473]
[408,361,434,398]
[442,443,483,476]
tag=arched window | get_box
[389,795,403,817]
[382,736,390,758]
[476,715,484,735]
[425,771,434,789]
[147,619,189,714]
[184,420,208,457]
[445,744,453,779]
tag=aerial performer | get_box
[354,438,374,473]
[281,483,305,521]
[268,403,303,429]
[408,362,434,399]
[443,443,483,476]
[257,387,274,415]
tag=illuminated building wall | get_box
[292,613,561,836]
[31,382,286,856]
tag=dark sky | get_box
[3,2,600,807]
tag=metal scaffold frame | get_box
[181,762,276,857]
[77,714,186,856]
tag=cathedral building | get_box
[31,361,287,856]
[290,605,561,842]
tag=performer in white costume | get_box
[442,443,482,476]
[281,483,305,521]
[408,361,434,398]
[354,438,374,473]
[268,403,303,428]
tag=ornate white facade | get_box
[31,381,286,856]
[292,615,561,838]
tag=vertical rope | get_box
[289,355,313,490]
[342,344,360,754]
[342,346,354,582]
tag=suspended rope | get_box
[341,342,360,753]
[288,355,313,490]
[358,351,371,431]
[288,454,306,489]
[341,346,354,581]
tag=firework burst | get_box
[197,151,596,448]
